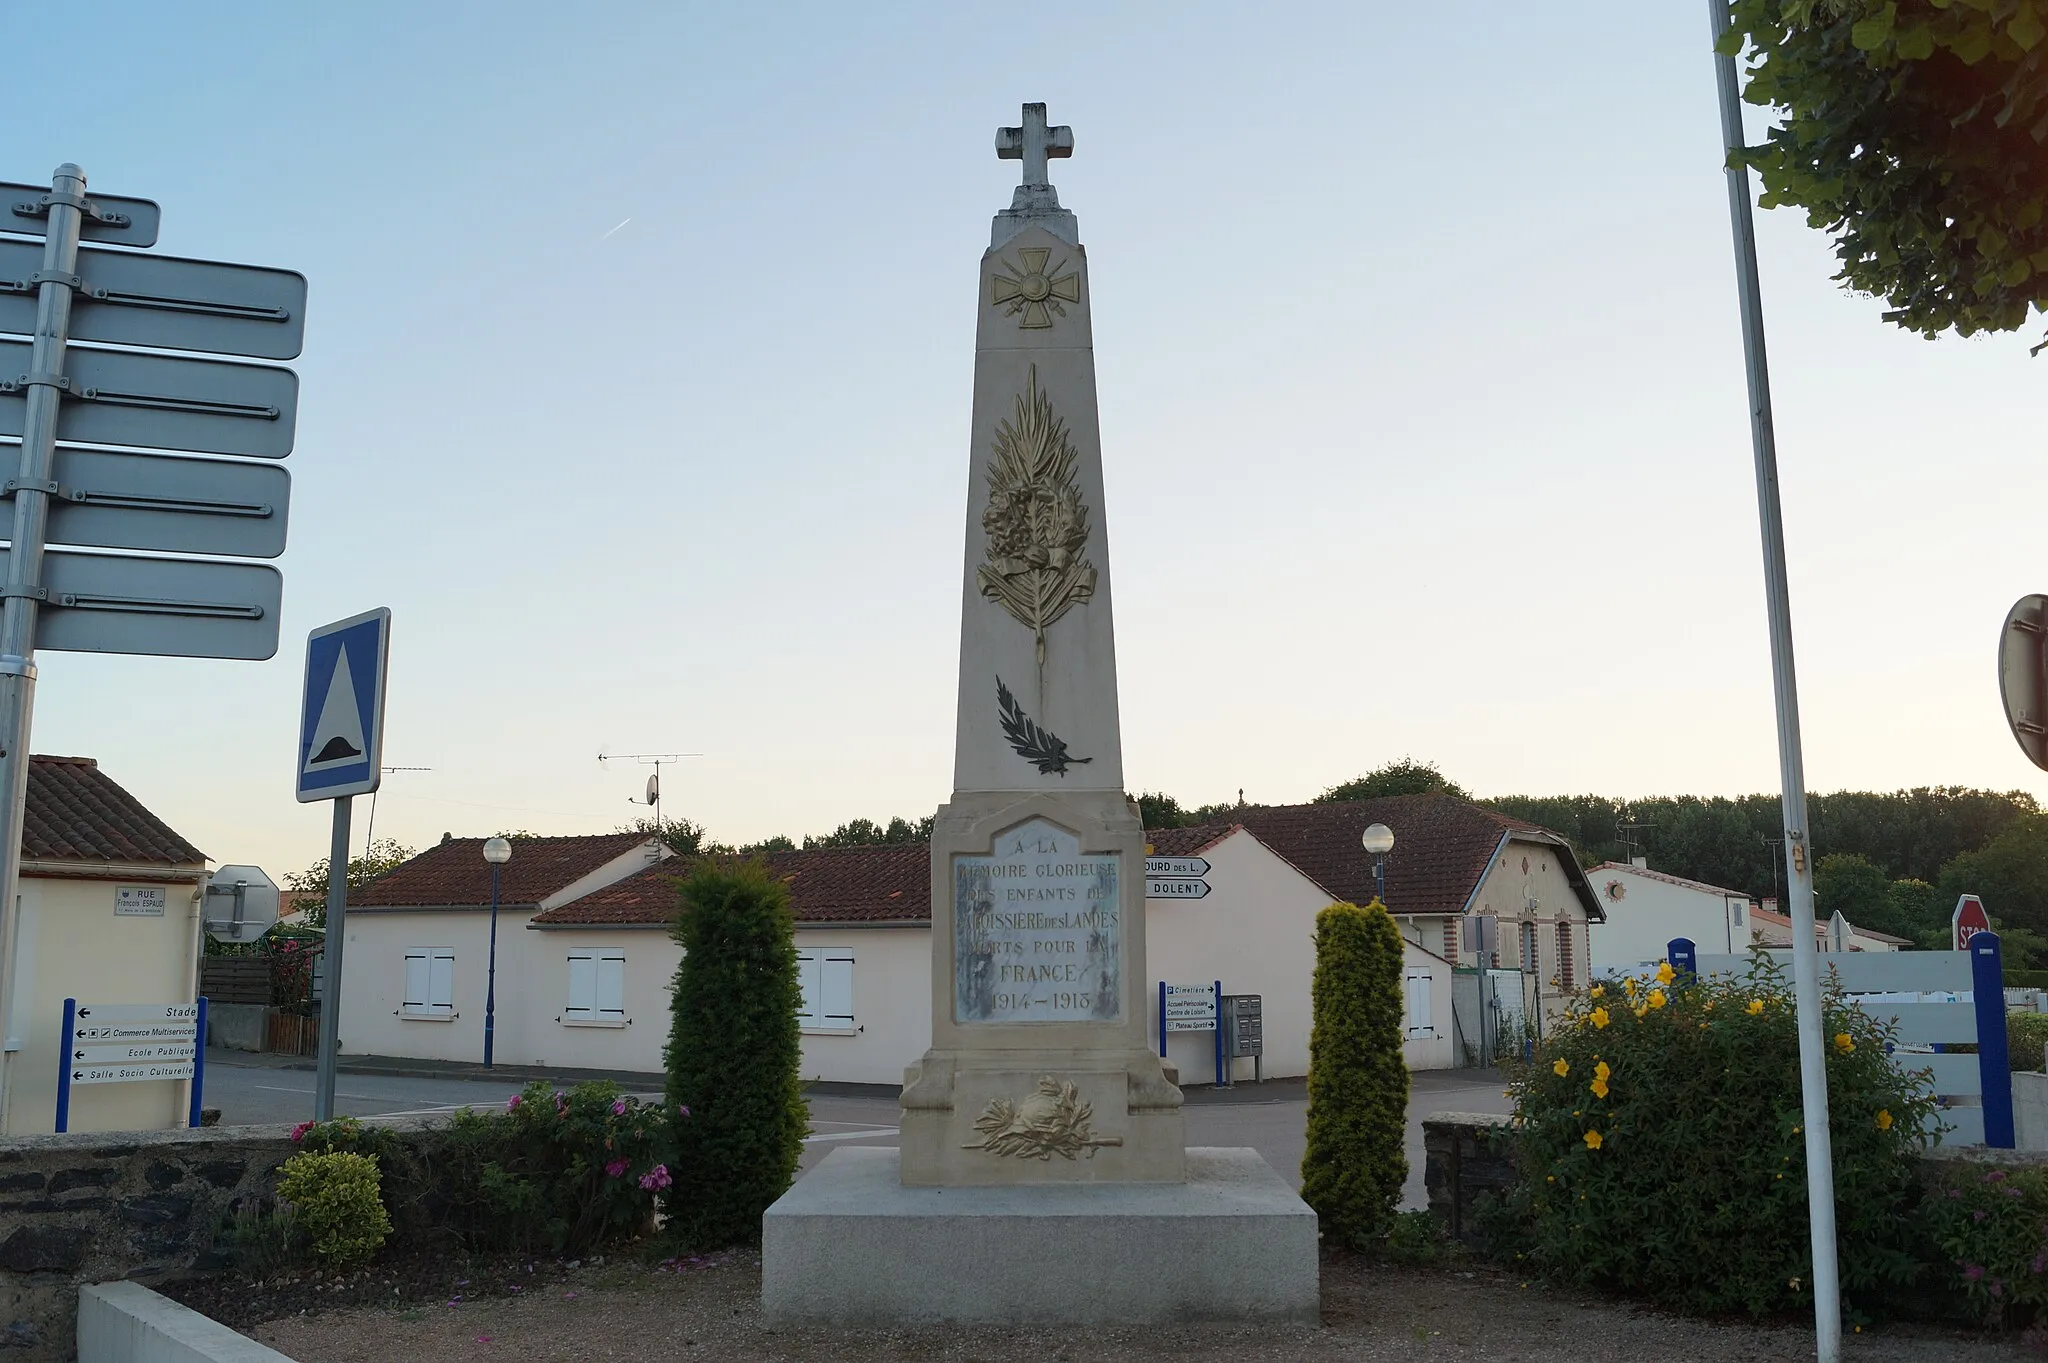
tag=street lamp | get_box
[482,836,512,1068]
[1361,823,1395,906]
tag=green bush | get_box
[275,1150,390,1267]
[664,859,808,1248]
[296,1081,668,1256]
[1380,1209,1455,1266]
[1300,898,1409,1250]
[2009,1013,2048,1074]
[1919,1163,2048,1326]
[1504,957,1937,1318]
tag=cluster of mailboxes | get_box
[1221,993,1262,1058]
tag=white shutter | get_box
[821,954,855,1028]
[403,951,430,1014]
[795,951,821,1028]
[596,954,626,1018]
[566,954,597,1019]
[1405,971,1434,1039]
[429,949,455,1015]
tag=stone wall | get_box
[1422,1109,2048,1250]
[0,1118,435,1363]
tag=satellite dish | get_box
[645,773,659,807]
[203,864,281,943]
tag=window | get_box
[1555,922,1574,989]
[796,950,855,1031]
[564,951,626,1026]
[1404,970,1435,1039]
[402,948,454,1019]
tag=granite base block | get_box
[761,1146,1319,1326]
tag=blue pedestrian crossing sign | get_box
[296,607,391,802]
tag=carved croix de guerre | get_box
[962,1076,1124,1161]
[977,364,1096,667]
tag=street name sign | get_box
[0,181,159,246]
[298,608,391,801]
[1144,856,1208,878]
[32,447,290,558]
[0,545,281,659]
[0,239,305,359]
[2000,594,2048,771]
[0,339,297,458]
[1146,877,1211,900]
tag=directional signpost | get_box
[0,161,304,1130]
[55,1000,205,1132]
[1145,854,1211,900]
[299,608,391,1121]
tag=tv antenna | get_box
[364,766,432,857]
[1617,819,1655,867]
[598,751,700,827]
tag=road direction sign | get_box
[23,447,291,558]
[72,1041,192,1064]
[0,240,305,360]
[1146,878,1211,900]
[1955,894,1993,951]
[73,1002,198,1023]
[298,608,391,801]
[0,181,159,247]
[1145,856,1209,878]
[0,339,296,458]
[1163,981,1217,1032]
[69,1061,194,1086]
[203,864,279,943]
[0,546,280,659]
[2001,595,2048,771]
[72,1021,196,1044]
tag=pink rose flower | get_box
[638,1163,672,1191]
[612,1099,627,1116]
[289,1121,312,1143]
[677,1104,691,1119]
[506,1095,521,1112]
[605,1158,630,1178]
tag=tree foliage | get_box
[1316,759,1470,804]
[1723,0,2048,347]
[1301,899,1409,1249]
[800,815,933,849]
[663,859,807,1248]
[283,838,416,929]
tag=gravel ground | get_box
[248,1253,2031,1362]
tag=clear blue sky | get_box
[10,3,2045,879]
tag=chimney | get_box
[1630,855,1647,870]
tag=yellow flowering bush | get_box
[1502,957,1937,1318]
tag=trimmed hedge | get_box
[663,859,808,1248]
[1300,898,1409,1249]
[2009,1013,2048,1074]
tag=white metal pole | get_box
[313,795,351,1121]
[1706,7,1841,1358]
[0,164,86,1132]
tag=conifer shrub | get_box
[664,858,808,1247]
[1300,898,1410,1249]
[1504,957,1937,1318]
[274,1150,390,1267]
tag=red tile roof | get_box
[1144,824,1238,858]
[530,841,932,927]
[23,755,204,865]
[353,833,658,909]
[1219,794,1602,920]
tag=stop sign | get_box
[1953,893,1992,951]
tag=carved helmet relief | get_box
[976,363,1096,668]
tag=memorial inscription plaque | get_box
[954,818,1120,1023]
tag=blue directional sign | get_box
[296,608,390,802]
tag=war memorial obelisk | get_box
[761,104,1317,1326]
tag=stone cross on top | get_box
[996,102,1073,188]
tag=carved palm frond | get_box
[996,677,1091,776]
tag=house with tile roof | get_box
[4,756,210,1136]
[1585,860,1752,973]
[1223,795,1604,1028]
[520,822,1457,1083]
[333,832,670,1068]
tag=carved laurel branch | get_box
[962,1076,1124,1161]
[996,676,1090,776]
[977,364,1096,668]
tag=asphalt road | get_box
[204,1057,1511,1210]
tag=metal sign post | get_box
[0,162,304,1132]
[298,608,391,1122]
[1707,10,1841,1359]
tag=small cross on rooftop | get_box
[996,103,1073,188]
